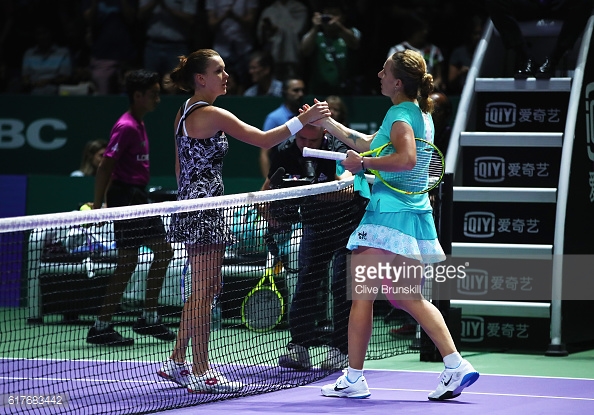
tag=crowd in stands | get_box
[0,0,488,97]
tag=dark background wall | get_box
[0,94,391,215]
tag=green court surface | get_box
[365,348,594,379]
[3,306,593,381]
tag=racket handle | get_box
[302,147,346,161]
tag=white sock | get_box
[143,310,158,324]
[443,352,463,369]
[94,320,110,331]
[346,366,363,383]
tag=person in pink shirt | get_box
[87,69,175,346]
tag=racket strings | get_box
[373,142,443,194]
[243,288,283,331]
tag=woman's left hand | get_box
[341,150,364,173]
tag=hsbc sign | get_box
[0,118,68,150]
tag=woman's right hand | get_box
[299,100,330,125]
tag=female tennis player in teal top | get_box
[312,49,480,400]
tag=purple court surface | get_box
[164,369,594,415]
[3,358,593,415]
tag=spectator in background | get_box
[87,69,175,346]
[138,0,196,80]
[0,0,15,92]
[21,25,72,95]
[205,0,259,91]
[57,1,93,89]
[485,0,594,79]
[387,12,446,92]
[259,78,306,177]
[71,139,108,177]
[257,0,309,80]
[326,94,348,126]
[161,71,180,94]
[431,91,453,155]
[223,68,245,95]
[243,50,283,97]
[448,15,484,94]
[300,2,361,96]
[82,0,139,94]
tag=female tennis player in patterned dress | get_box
[308,49,480,400]
[157,48,330,394]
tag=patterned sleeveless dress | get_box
[167,99,235,246]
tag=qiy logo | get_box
[464,212,496,238]
[474,156,505,183]
[485,102,516,128]
[461,316,484,342]
[457,269,489,296]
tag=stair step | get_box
[454,187,556,203]
[452,242,553,258]
[451,300,550,318]
[460,132,563,147]
[475,78,571,92]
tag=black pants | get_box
[107,180,166,250]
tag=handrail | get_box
[444,20,494,177]
[548,14,594,354]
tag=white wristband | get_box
[285,117,303,136]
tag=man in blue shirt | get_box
[259,78,306,177]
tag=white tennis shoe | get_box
[428,358,480,401]
[186,369,243,394]
[157,359,192,387]
[321,370,370,398]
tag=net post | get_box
[420,173,460,361]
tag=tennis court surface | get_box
[147,350,594,415]
[3,350,593,414]
[2,179,593,414]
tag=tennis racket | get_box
[241,233,285,332]
[303,138,445,195]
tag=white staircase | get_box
[445,17,594,353]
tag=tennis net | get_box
[0,177,439,414]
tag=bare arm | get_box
[173,112,180,185]
[327,17,360,50]
[341,121,417,174]
[93,156,116,209]
[318,116,375,153]
[448,62,468,85]
[260,177,271,191]
[300,13,322,56]
[303,99,374,152]
[185,102,330,149]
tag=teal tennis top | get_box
[366,101,433,213]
